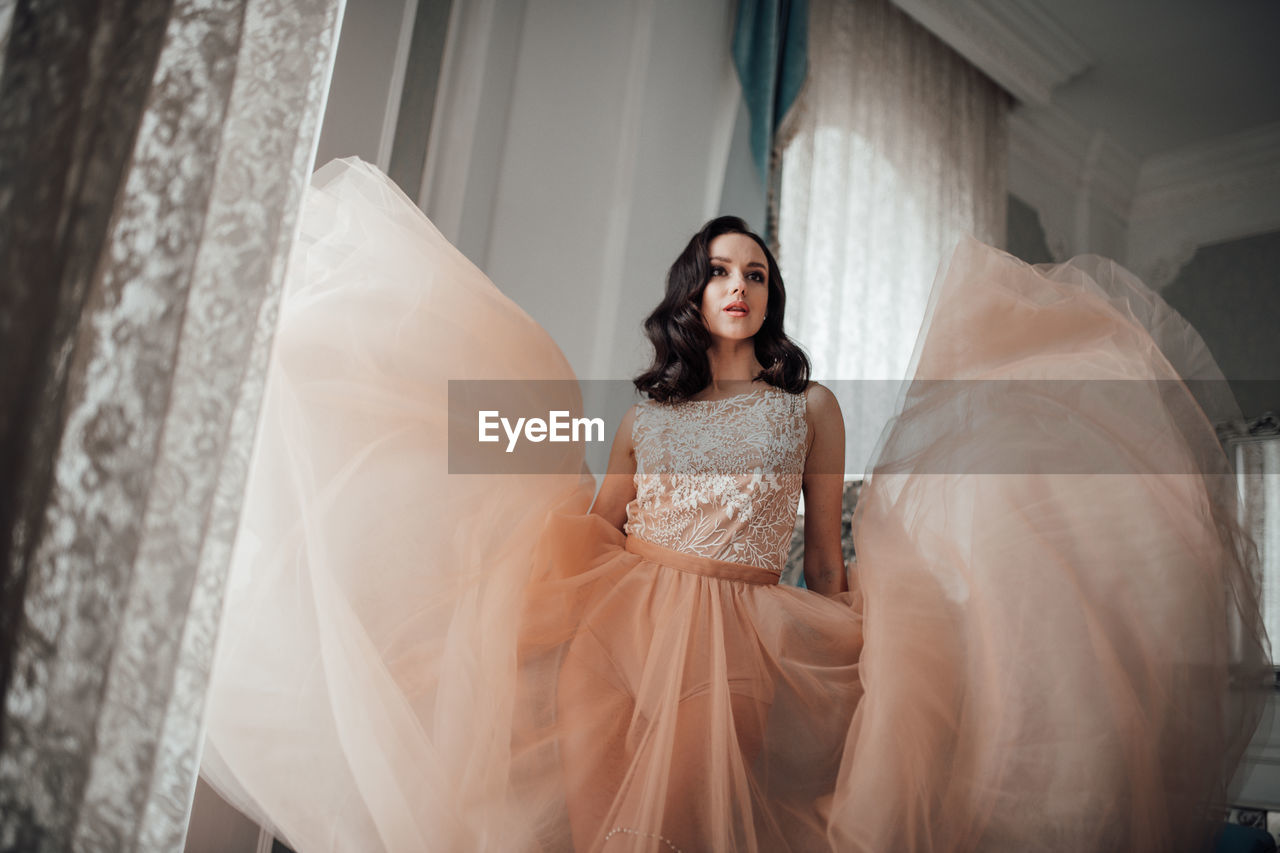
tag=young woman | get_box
[590,215,848,596]
[201,158,1268,853]
[543,216,859,851]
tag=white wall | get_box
[314,0,417,171]
[424,0,740,382]
[717,98,769,234]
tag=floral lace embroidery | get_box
[624,386,810,572]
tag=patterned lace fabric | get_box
[624,385,811,573]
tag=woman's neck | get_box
[704,340,765,391]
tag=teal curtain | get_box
[732,0,809,185]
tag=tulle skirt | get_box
[200,158,1269,852]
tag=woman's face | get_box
[699,232,769,343]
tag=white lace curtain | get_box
[0,2,341,848]
[776,0,1010,475]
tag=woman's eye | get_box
[709,265,726,276]
[749,271,766,283]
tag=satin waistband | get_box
[624,536,781,586]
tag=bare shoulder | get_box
[802,381,844,461]
[615,403,639,446]
[803,381,843,421]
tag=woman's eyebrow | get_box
[709,256,767,270]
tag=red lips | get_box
[724,301,750,316]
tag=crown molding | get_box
[1009,104,1139,221]
[1131,121,1280,222]
[890,0,1093,105]
[1007,107,1280,288]
[1124,122,1280,288]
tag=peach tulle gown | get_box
[199,158,1269,852]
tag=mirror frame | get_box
[1218,412,1280,683]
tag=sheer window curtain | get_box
[776,0,1009,475]
[0,2,342,848]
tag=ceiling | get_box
[1040,0,1280,159]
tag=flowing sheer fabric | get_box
[201,159,1268,852]
[200,158,593,851]
[828,238,1269,851]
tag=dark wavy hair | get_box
[633,216,810,403]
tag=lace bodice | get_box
[624,384,811,573]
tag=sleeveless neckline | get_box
[681,384,775,405]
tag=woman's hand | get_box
[589,404,639,532]
[801,383,849,596]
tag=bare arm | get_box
[589,404,638,533]
[801,383,849,596]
